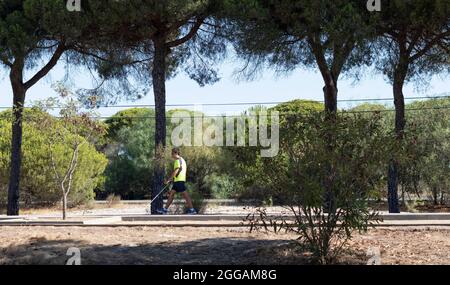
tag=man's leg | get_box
[181,191,194,209]
[165,190,176,209]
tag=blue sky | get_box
[0,57,448,117]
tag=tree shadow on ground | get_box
[0,236,320,265]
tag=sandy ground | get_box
[0,226,449,265]
[348,228,450,265]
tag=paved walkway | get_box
[2,213,450,227]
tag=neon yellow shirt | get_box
[173,157,187,182]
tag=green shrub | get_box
[225,100,325,201]
[0,112,107,207]
[248,112,388,264]
[203,174,241,199]
[103,109,155,199]
[401,99,450,205]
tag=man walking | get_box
[157,148,197,215]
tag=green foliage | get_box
[0,110,107,206]
[228,0,374,81]
[0,0,87,65]
[103,109,235,199]
[273,99,324,131]
[348,103,387,113]
[179,146,229,197]
[348,99,450,205]
[256,112,388,264]
[0,1,96,214]
[374,0,450,85]
[398,98,450,204]
[226,100,324,202]
[103,108,155,199]
[105,108,155,141]
[72,0,227,104]
[203,174,241,199]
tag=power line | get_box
[3,105,449,120]
[90,95,448,108]
[0,95,448,110]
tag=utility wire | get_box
[0,95,448,110]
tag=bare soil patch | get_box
[0,226,449,265]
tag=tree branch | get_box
[48,143,61,183]
[410,31,450,62]
[24,43,68,90]
[61,142,83,196]
[66,143,81,196]
[0,54,12,67]
[307,35,332,83]
[331,38,355,79]
[166,17,204,48]
[73,45,152,65]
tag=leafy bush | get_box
[103,109,155,199]
[351,99,450,207]
[203,174,241,199]
[0,110,107,207]
[226,100,324,202]
[248,112,388,264]
[400,99,450,204]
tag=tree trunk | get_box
[7,66,26,216]
[323,77,338,114]
[62,193,68,220]
[150,38,168,214]
[431,187,438,206]
[387,61,408,214]
[387,162,400,212]
[322,75,338,213]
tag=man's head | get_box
[171,147,181,159]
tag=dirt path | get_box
[0,227,449,265]
[348,228,450,265]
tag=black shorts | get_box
[172,181,187,193]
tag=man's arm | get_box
[165,168,180,184]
